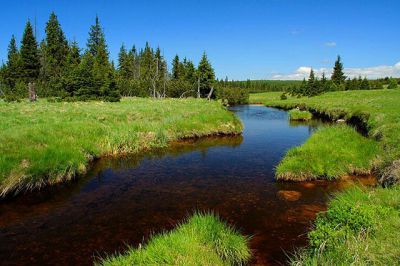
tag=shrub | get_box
[280,93,287,100]
[216,86,249,105]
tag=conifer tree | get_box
[331,55,346,85]
[87,15,106,58]
[183,59,196,84]
[360,77,370,90]
[5,35,21,88]
[44,12,68,77]
[140,42,154,82]
[75,52,96,99]
[20,21,40,89]
[172,55,181,80]
[197,52,215,97]
[118,44,129,79]
[62,41,81,96]
[155,47,167,81]
[306,69,317,96]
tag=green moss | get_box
[98,213,251,266]
[0,98,242,196]
[276,125,381,180]
[288,109,312,121]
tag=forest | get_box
[0,13,218,102]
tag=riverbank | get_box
[0,98,242,197]
[251,90,400,265]
[250,90,400,184]
[98,213,251,265]
[276,125,381,181]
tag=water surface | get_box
[0,105,374,265]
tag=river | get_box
[0,105,375,265]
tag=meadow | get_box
[0,98,242,196]
[98,212,251,266]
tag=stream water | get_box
[0,105,375,265]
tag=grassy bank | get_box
[291,186,400,265]
[276,125,381,180]
[98,213,251,266]
[288,109,312,121]
[0,98,242,196]
[251,90,400,265]
[250,90,400,184]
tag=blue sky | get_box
[1,0,399,80]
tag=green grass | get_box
[288,109,313,121]
[0,98,242,196]
[276,125,381,180]
[291,186,400,265]
[250,90,400,183]
[98,212,251,266]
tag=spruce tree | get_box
[118,44,129,79]
[306,69,316,96]
[5,35,21,88]
[172,55,181,80]
[44,12,68,77]
[139,42,154,82]
[183,59,196,84]
[197,52,215,97]
[20,21,40,86]
[87,15,106,57]
[331,55,346,85]
[62,41,81,96]
[155,47,167,81]
[86,16,115,100]
[360,77,370,90]
[75,52,96,99]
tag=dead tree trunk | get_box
[206,87,214,100]
[28,82,37,102]
[197,78,201,98]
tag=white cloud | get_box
[324,42,337,47]
[271,62,400,80]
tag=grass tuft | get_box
[97,212,251,266]
[288,109,312,121]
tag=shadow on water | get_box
[0,105,375,265]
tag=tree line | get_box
[222,56,399,97]
[0,13,216,102]
[286,56,399,97]
[219,79,302,93]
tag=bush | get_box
[216,86,249,105]
[280,93,287,100]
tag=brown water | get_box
[0,105,375,265]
